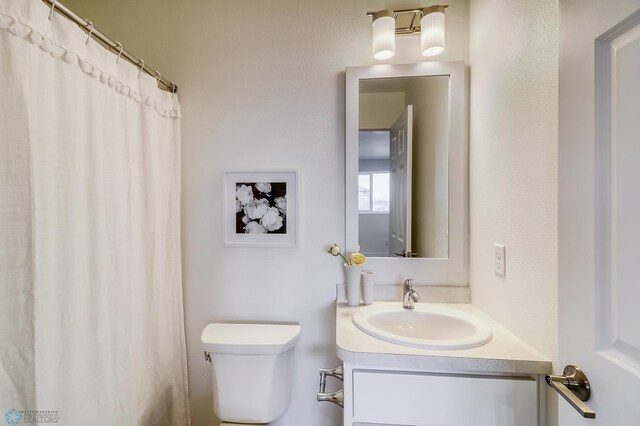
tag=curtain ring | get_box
[155,71,162,83]
[48,0,58,20]
[115,42,123,63]
[84,20,94,44]
[137,59,145,78]
[170,81,176,94]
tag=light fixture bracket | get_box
[367,5,448,36]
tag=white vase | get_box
[361,270,376,305]
[344,264,362,306]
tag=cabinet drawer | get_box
[352,370,538,426]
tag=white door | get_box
[559,2,640,424]
[389,106,413,257]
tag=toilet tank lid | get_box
[201,323,302,355]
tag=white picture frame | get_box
[225,169,299,247]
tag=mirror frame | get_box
[345,61,468,285]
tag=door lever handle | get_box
[545,365,595,419]
[394,250,418,257]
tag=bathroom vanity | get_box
[333,299,551,426]
[334,61,552,425]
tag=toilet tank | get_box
[201,323,302,424]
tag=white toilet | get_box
[201,322,302,425]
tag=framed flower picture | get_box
[225,169,299,247]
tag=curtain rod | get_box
[42,0,177,93]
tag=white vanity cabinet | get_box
[343,363,543,426]
[335,301,552,426]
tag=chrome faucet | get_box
[402,279,420,309]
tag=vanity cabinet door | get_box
[352,370,538,426]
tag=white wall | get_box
[469,0,559,424]
[63,1,470,425]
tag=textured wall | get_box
[469,0,559,424]
[62,1,469,425]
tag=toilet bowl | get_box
[201,322,302,425]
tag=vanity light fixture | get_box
[371,10,396,60]
[368,5,448,60]
[421,5,447,56]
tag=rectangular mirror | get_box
[346,62,468,284]
[358,75,450,258]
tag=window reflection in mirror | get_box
[358,76,450,259]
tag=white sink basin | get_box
[352,302,493,350]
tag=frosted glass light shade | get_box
[421,6,446,57]
[372,10,395,60]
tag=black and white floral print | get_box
[235,182,287,234]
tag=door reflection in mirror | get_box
[358,76,449,259]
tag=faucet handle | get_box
[402,280,419,309]
[403,278,414,291]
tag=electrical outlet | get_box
[494,244,506,277]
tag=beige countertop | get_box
[336,301,552,376]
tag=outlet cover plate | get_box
[494,244,506,277]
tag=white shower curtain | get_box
[0,1,190,425]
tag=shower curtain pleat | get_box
[0,1,190,425]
